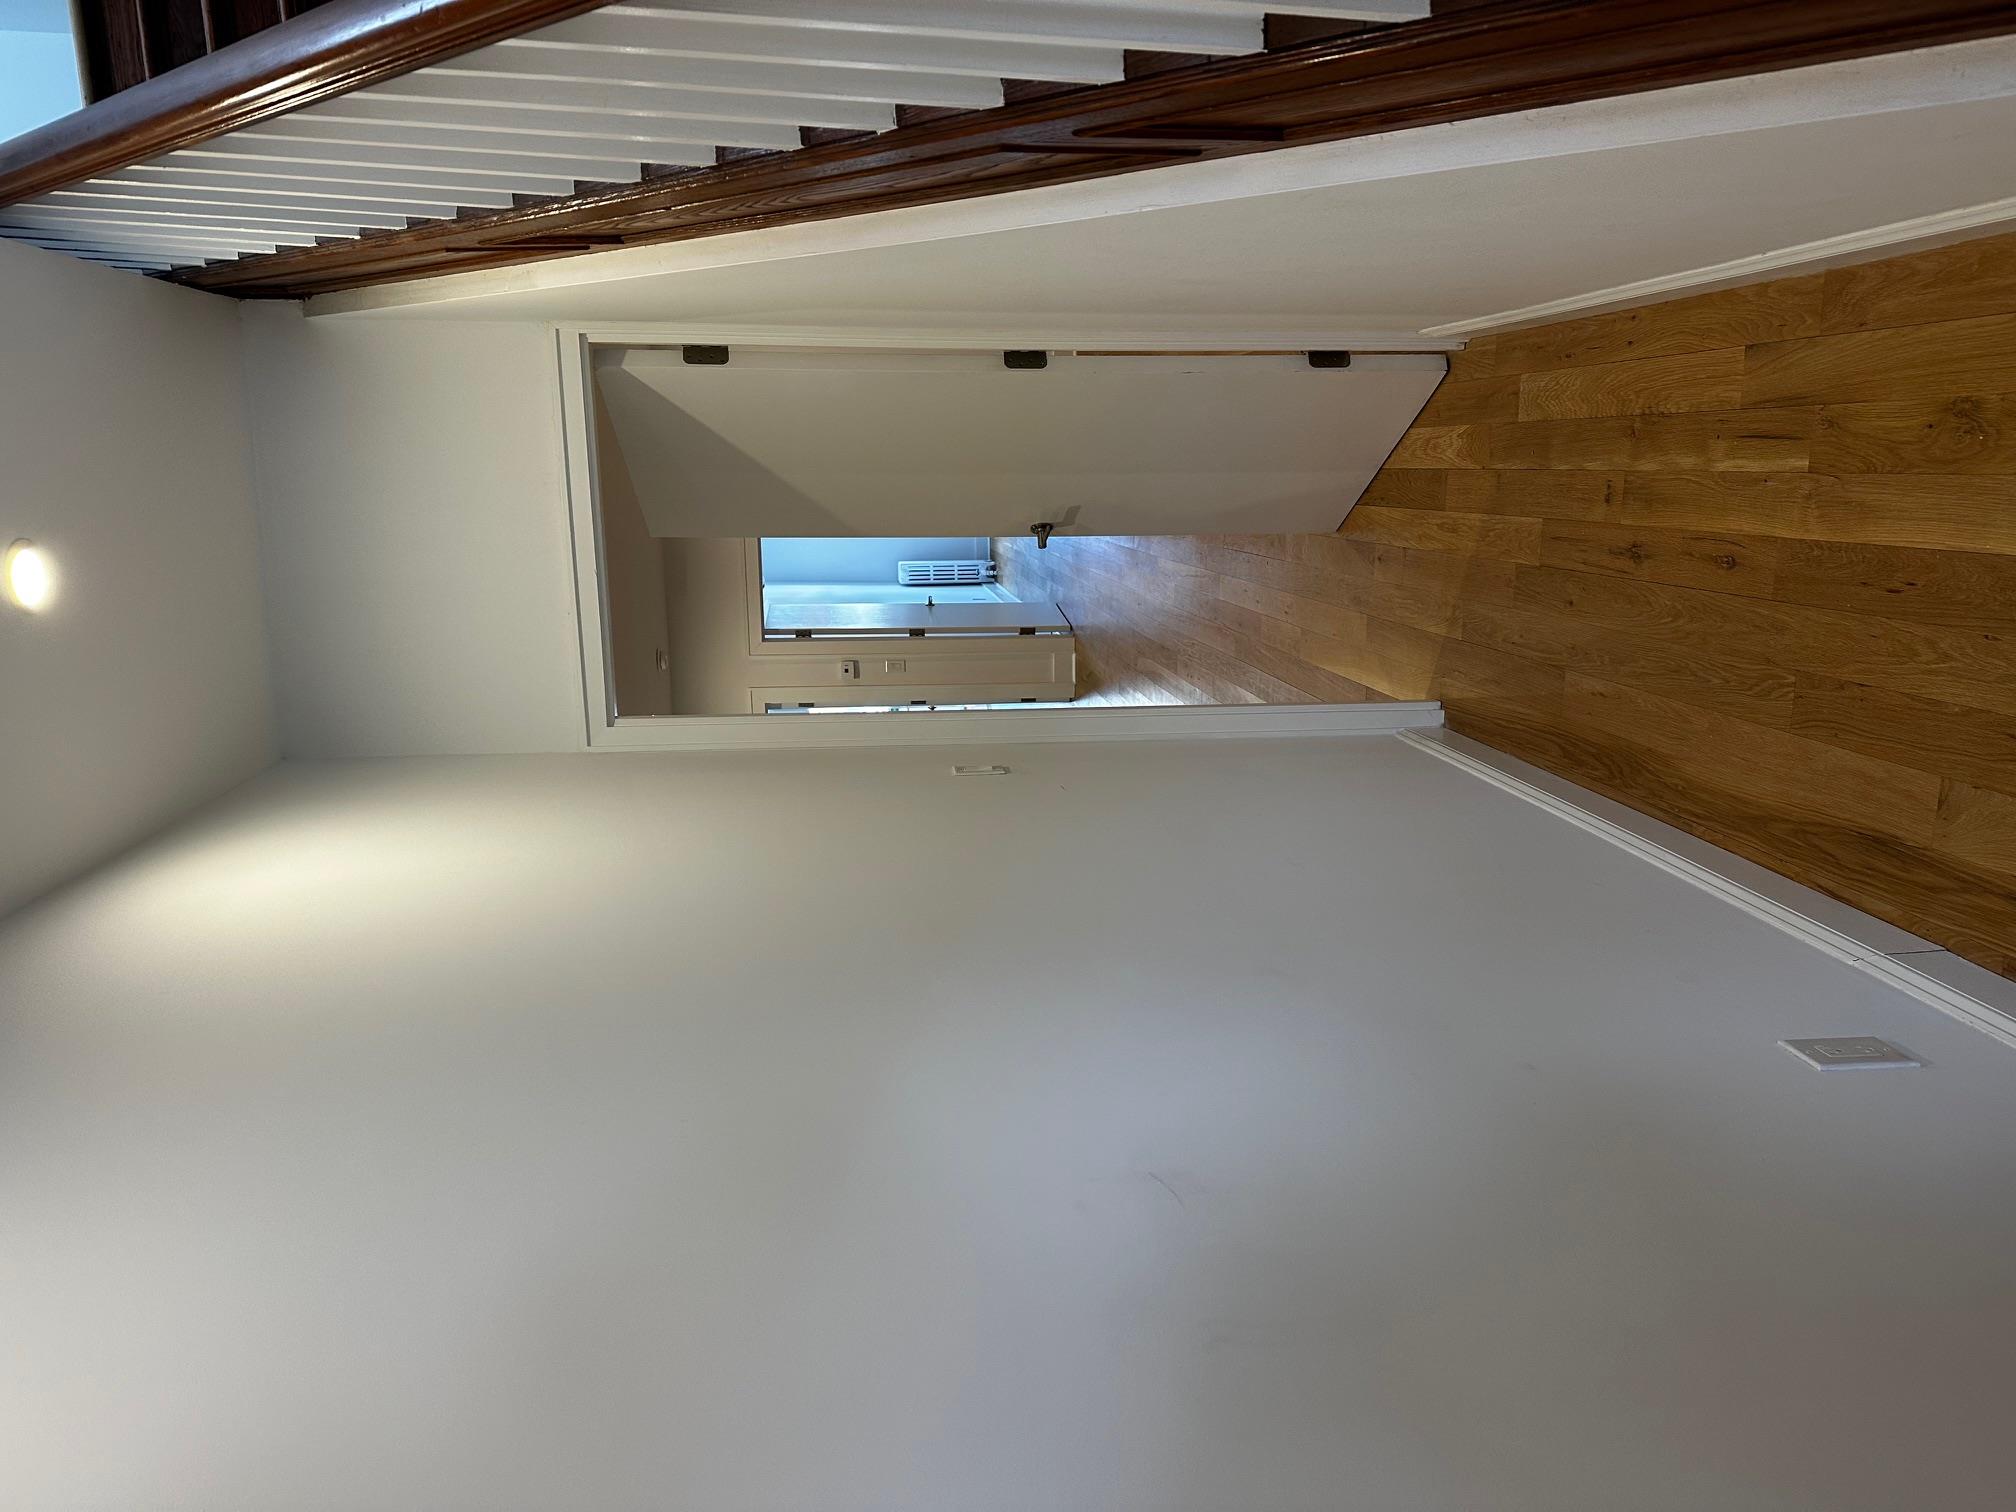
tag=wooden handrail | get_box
[0,0,612,208]
[168,0,2016,300]
[10,0,2014,296]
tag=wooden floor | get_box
[995,231,2016,978]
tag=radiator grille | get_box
[898,559,996,586]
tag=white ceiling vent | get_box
[899,560,995,586]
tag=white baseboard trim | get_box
[541,322,1462,353]
[1400,727,2016,1052]
[1421,196,2016,338]
[594,700,1444,752]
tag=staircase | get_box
[2,1,1427,274]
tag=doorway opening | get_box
[565,332,1445,740]
[752,538,1073,712]
[604,530,1078,718]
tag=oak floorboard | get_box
[994,232,2016,977]
[1487,275,1826,373]
[1744,312,2016,408]
[1417,371,1522,425]
[1516,348,1745,420]
[1483,408,1814,472]
[1810,395,2016,475]
[1818,235,2016,334]
[1619,473,2016,554]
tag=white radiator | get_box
[898,559,996,586]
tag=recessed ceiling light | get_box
[5,540,53,611]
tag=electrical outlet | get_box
[1780,1037,1921,1070]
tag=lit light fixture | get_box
[5,540,53,611]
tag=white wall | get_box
[594,390,673,716]
[661,535,763,714]
[0,241,273,918]
[2,733,2010,1511]
[239,305,586,757]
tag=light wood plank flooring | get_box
[996,231,2016,978]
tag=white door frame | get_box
[556,325,1443,751]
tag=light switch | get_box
[1780,1037,1921,1070]
[839,659,860,681]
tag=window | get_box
[0,0,83,143]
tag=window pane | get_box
[0,0,83,143]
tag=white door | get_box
[591,344,1444,539]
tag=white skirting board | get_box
[596,700,1445,751]
[1420,194,2016,339]
[1401,727,2016,1052]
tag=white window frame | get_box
[556,325,1443,751]
[741,542,1049,658]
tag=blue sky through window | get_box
[1,0,83,144]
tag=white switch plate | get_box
[1780,1037,1921,1070]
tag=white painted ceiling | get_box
[315,38,2016,333]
